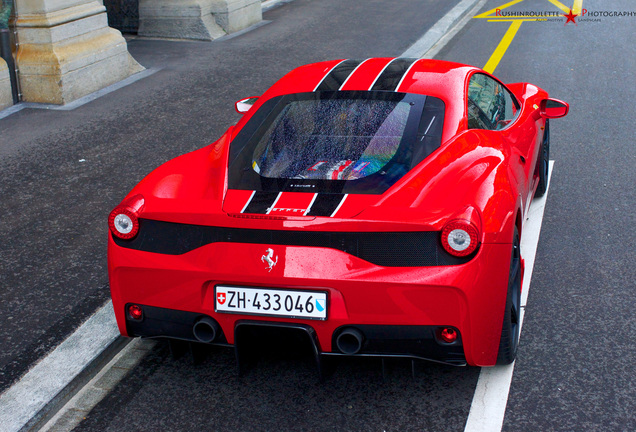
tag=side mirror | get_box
[235,96,259,114]
[540,98,569,119]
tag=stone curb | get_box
[0,301,126,432]
[401,0,486,58]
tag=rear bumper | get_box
[108,234,512,366]
[124,304,466,365]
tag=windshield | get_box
[228,91,444,194]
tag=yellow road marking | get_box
[483,20,523,74]
[475,0,583,19]
[479,0,584,73]
[487,18,541,22]
[545,0,570,13]
[474,0,524,19]
[486,16,550,19]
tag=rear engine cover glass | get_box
[228,91,445,194]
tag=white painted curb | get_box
[401,0,485,58]
[0,301,119,432]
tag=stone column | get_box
[14,0,143,104]
[211,0,261,34]
[138,0,261,41]
[0,58,12,109]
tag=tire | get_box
[535,119,550,197]
[496,227,522,365]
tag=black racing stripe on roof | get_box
[305,194,345,217]
[315,59,364,92]
[370,58,417,91]
[242,191,279,214]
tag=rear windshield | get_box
[228,91,444,194]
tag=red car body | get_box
[108,58,568,367]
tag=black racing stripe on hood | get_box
[306,194,346,217]
[242,191,280,214]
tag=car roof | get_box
[257,58,483,142]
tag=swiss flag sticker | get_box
[217,292,226,305]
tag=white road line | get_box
[464,161,555,432]
[0,301,119,432]
[401,0,486,58]
[421,0,489,60]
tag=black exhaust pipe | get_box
[193,317,220,343]
[336,328,364,355]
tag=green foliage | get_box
[0,0,12,30]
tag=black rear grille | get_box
[113,219,473,267]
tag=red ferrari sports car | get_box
[108,58,568,368]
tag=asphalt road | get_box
[1,0,635,431]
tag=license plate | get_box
[215,286,327,320]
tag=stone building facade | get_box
[0,0,261,109]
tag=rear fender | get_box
[364,130,518,243]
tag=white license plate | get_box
[215,286,327,320]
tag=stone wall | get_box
[138,0,262,40]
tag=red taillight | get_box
[440,327,458,343]
[441,219,480,257]
[108,208,138,239]
[108,194,144,240]
[128,304,143,320]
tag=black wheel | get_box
[535,119,550,197]
[496,227,522,365]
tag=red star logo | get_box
[563,9,578,25]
